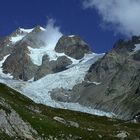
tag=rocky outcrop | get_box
[55,36,91,59]
[53,116,79,128]
[2,42,38,81]
[0,28,31,60]
[81,38,140,120]
[0,98,40,139]
[1,26,45,81]
[21,26,45,48]
[34,55,72,80]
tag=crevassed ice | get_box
[0,53,114,118]
[20,54,112,115]
[28,45,80,66]
[20,53,113,117]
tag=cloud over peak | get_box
[83,0,140,36]
[39,19,63,49]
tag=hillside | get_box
[0,83,140,140]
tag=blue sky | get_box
[1,0,139,53]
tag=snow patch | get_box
[86,80,101,85]
[134,44,140,52]
[10,35,25,43]
[28,77,34,82]
[9,28,34,43]
[69,35,75,37]
[39,27,46,31]
[19,28,34,33]
[27,46,45,66]
[0,55,13,79]
[28,46,68,66]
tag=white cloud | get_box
[83,0,140,36]
[28,19,63,66]
[40,19,63,49]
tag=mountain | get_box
[0,26,140,125]
[57,37,140,121]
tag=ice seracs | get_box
[0,52,113,118]
[18,53,114,117]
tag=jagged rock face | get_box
[34,55,72,80]
[0,28,32,60]
[0,98,40,139]
[1,28,90,81]
[2,42,38,81]
[0,28,92,81]
[1,26,46,81]
[55,36,91,59]
[0,45,12,61]
[79,38,140,120]
[51,37,140,120]
[0,37,14,60]
[21,26,45,48]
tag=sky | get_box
[0,0,140,53]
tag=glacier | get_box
[0,27,115,118]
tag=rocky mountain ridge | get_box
[0,26,139,123]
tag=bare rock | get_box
[34,55,72,80]
[55,35,91,59]
[0,98,40,139]
[116,131,129,140]
[2,42,38,81]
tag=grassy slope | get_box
[0,83,140,140]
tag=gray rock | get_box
[53,116,79,128]
[21,26,45,48]
[55,35,91,59]
[53,116,66,124]
[68,121,79,128]
[116,131,129,139]
[34,55,72,80]
[2,42,38,81]
[1,26,46,81]
[0,28,32,60]
[0,98,40,139]
[50,88,72,102]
